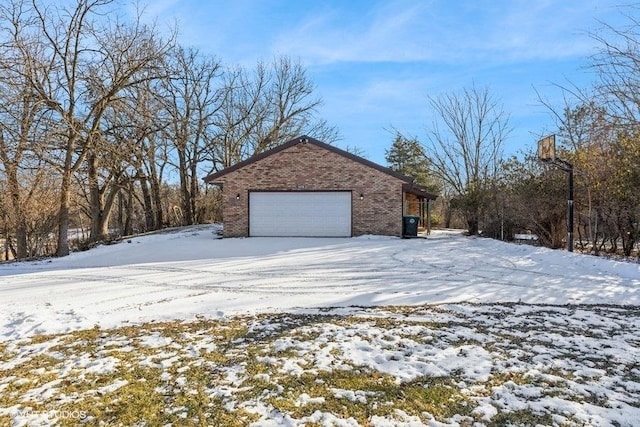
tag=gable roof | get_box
[203,135,437,200]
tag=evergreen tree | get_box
[385,132,438,192]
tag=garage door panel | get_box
[249,192,351,237]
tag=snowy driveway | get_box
[1,225,639,340]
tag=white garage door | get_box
[249,192,352,237]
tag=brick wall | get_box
[404,192,426,228]
[215,142,406,237]
[404,193,420,216]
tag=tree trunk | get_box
[139,174,155,231]
[178,148,193,225]
[57,170,71,257]
[147,145,164,229]
[466,213,479,235]
[6,166,28,258]
[151,174,163,229]
[117,190,124,235]
[88,155,110,241]
[124,182,134,236]
[88,155,124,241]
[189,159,200,223]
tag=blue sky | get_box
[141,0,626,165]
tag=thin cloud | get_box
[271,2,435,64]
[139,0,182,17]
[272,0,615,65]
[137,0,627,162]
[477,0,611,61]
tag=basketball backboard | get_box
[537,135,556,161]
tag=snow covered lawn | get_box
[1,306,639,426]
[0,225,639,426]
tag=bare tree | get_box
[587,7,640,256]
[27,0,175,253]
[532,5,640,256]
[426,84,510,235]
[589,5,640,129]
[207,65,266,171]
[117,81,169,232]
[159,46,223,225]
[206,57,339,173]
[0,0,57,258]
[1,2,337,257]
[251,56,336,153]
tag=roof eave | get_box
[202,135,417,184]
[403,183,438,200]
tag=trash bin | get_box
[402,215,420,237]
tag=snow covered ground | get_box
[1,224,638,341]
[0,225,639,426]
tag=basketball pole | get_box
[556,159,574,253]
[548,157,574,253]
[537,135,574,252]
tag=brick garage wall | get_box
[404,193,420,215]
[216,142,405,237]
[404,192,426,228]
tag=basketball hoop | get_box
[537,135,556,161]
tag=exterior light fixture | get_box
[236,193,240,200]
[359,193,364,200]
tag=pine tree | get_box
[385,133,438,192]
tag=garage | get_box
[203,136,437,238]
[249,191,352,237]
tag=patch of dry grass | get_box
[1,305,639,426]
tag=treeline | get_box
[410,9,640,257]
[490,105,640,257]
[0,0,337,259]
[481,10,640,257]
[2,1,639,261]
[392,97,640,258]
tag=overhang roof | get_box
[203,135,437,200]
[403,183,438,200]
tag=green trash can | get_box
[402,215,420,237]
